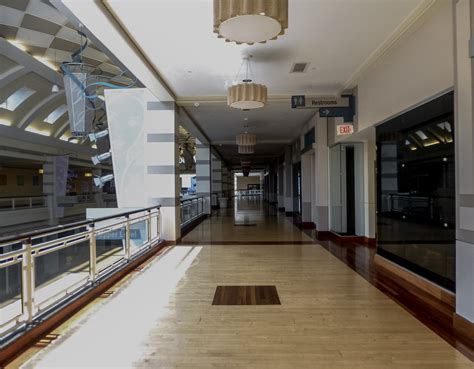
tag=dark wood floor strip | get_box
[212,286,281,305]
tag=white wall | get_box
[357,1,454,130]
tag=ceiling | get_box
[0,0,135,150]
[101,0,427,166]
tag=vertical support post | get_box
[125,216,131,260]
[21,238,34,323]
[147,209,152,245]
[29,197,32,208]
[196,140,212,214]
[12,198,15,210]
[88,223,97,282]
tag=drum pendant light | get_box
[228,56,267,110]
[213,0,288,45]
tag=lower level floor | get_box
[7,198,474,368]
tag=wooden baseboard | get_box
[364,237,377,247]
[453,313,474,345]
[374,254,455,308]
[0,241,169,367]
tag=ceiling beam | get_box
[0,65,29,90]
[54,0,176,102]
[18,91,65,129]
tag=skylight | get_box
[0,87,36,111]
[415,130,428,140]
[44,105,68,124]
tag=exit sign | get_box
[336,124,354,136]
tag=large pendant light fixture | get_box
[236,125,256,155]
[228,56,267,110]
[236,132,257,146]
[214,0,288,45]
[238,145,255,154]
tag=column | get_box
[222,166,229,198]
[42,155,68,225]
[454,0,474,324]
[277,162,284,211]
[211,154,222,207]
[284,146,293,215]
[195,140,211,214]
[104,88,180,241]
[301,152,313,224]
[314,114,329,231]
[91,167,104,207]
[144,99,180,241]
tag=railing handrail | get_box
[180,196,203,205]
[0,195,46,200]
[0,205,161,245]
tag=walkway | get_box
[16,198,473,368]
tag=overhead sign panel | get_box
[291,95,350,109]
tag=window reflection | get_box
[376,93,455,291]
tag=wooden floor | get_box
[13,198,474,368]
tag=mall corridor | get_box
[7,199,472,369]
[2,0,474,367]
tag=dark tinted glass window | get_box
[376,92,455,291]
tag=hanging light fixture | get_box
[236,132,257,146]
[214,0,288,45]
[238,145,255,154]
[228,56,267,110]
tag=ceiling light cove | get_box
[214,0,288,45]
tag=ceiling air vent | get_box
[290,62,310,73]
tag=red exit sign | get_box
[336,124,354,136]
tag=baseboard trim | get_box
[453,313,474,346]
[374,254,455,308]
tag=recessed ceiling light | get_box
[244,118,248,121]
[194,102,200,107]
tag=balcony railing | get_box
[180,197,204,228]
[0,196,47,211]
[0,205,162,341]
[235,189,263,196]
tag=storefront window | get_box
[376,92,455,291]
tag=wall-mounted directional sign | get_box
[291,95,356,123]
[291,95,350,109]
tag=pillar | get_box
[104,88,180,241]
[195,140,211,214]
[91,167,104,207]
[284,146,293,215]
[277,162,284,210]
[454,0,474,323]
[42,155,68,225]
[211,154,222,206]
[314,114,329,231]
[301,152,313,224]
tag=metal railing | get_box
[235,189,263,196]
[180,197,204,227]
[0,196,47,211]
[0,205,162,340]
